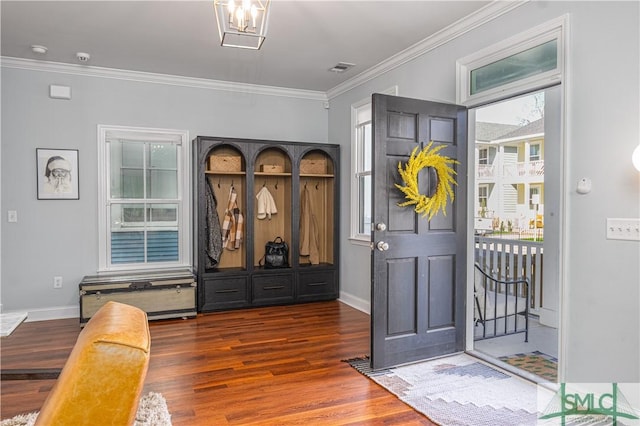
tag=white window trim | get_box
[350,86,397,245]
[97,124,191,272]
[457,14,568,106]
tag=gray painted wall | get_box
[1,68,328,316]
[330,1,639,383]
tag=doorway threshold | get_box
[467,349,559,393]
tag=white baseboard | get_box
[338,292,370,315]
[13,297,365,323]
[22,305,79,322]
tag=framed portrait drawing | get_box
[36,148,79,200]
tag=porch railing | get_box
[477,164,495,178]
[474,236,544,312]
[503,160,545,178]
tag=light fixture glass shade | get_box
[633,144,640,172]
[214,0,270,50]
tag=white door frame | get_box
[457,15,570,383]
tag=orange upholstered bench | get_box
[34,301,151,425]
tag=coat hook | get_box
[315,181,319,190]
[275,180,279,190]
[218,178,221,188]
[231,179,234,188]
[263,181,266,188]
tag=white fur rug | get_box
[0,392,171,426]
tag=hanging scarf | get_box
[221,186,244,250]
[205,176,223,267]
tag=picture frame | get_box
[36,148,79,200]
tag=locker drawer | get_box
[298,270,336,299]
[200,276,250,311]
[252,274,294,305]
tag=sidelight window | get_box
[353,103,372,239]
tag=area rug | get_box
[0,392,172,426]
[499,350,557,382]
[344,353,539,426]
[0,312,27,337]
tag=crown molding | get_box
[0,56,328,101]
[1,1,525,103]
[326,0,528,100]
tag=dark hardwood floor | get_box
[1,301,434,425]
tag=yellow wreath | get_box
[395,142,459,220]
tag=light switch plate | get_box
[606,218,640,241]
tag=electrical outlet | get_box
[53,276,63,289]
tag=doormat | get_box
[344,353,539,426]
[499,351,557,382]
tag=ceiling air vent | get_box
[329,62,355,73]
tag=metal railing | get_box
[474,236,544,312]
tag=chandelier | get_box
[214,0,271,50]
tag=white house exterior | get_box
[475,119,545,237]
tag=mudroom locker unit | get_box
[192,136,340,312]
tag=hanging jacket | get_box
[256,186,277,220]
[205,176,223,268]
[299,185,320,265]
[222,186,244,250]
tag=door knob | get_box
[375,223,387,231]
[376,241,389,251]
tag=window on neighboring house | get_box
[529,185,542,210]
[530,143,541,161]
[97,125,190,271]
[478,148,488,165]
[478,184,489,215]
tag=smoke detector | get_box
[329,62,355,73]
[31,45,48,54]
[76,52,91,62]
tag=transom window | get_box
[457,16,565,106]
[470,39,558,96]
[97,125,190,271]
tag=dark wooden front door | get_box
[370,94,467,370]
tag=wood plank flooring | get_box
[1,301,435,425]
